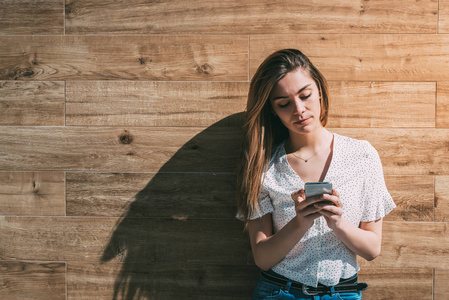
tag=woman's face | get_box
[269,68,323,135]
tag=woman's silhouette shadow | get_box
[100,113,259,299]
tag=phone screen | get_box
[305,182,332,198]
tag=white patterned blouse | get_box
[238,132,396,287]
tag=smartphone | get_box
[305,182,333,198]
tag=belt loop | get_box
[283,281,292,293]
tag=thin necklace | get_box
[290,134,332,163]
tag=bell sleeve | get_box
[236,184,274,221]
[360,141,396,222]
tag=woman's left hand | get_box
[314,188,343,229]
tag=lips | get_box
[294,117,310,125]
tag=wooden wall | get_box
[0,1,448,299]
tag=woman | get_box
[236,49,396,300]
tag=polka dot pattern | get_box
[242,133,396,287]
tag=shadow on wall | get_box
[100,113,259,299]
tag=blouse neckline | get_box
[281,132,337,184]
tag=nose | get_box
[293,98,305,116]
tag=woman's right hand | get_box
[291,189,323,228]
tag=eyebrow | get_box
[271,84,312,101]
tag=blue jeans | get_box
[253,271,362,300]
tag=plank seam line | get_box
[435,82,438,128]
[248,34,250,82]
[437,0,440,34]
[432,268,435,300]
[65,260,68,300]
[63,0,66,35]
[64,80,66,127]
[2,33,445,36]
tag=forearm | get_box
[332,218,381,261]
[252,216,310,270]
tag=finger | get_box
[314,203,342,216]
[291,189,305,202]
[305,212,322,220]
[323,193,343,208]
[317,209,337,218]
[296,195,323,212]
[333,188,340,197]
[300,200,330,215]
[332,188,343,206]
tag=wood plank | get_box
[65,0,437,34]
[0,171,65,216]
[435,176,449,222]
[66,81,247,127]
[439,0,449,33]
[437,81,449,128]
[359,222,449,268]
[250,34,449,81]
[333,128,449,176]
[0,35,248,81]
[1,127,448,175]
[67,262,258,299]
[328,82,435,128]
[434,269,449,299]
[0,261,65,300]
[0,124,243,172]
[0,217,249,263]
[358,268,433,300]
[384,176,434,222]
[66,81,434,128]
[66,172,433,221]
[0,0,63,35]
[0,81,64,126]
[66,172,236,218]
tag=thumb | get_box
[291,189,305,202]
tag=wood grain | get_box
[0,35,248,81]
[66,81,435,128]
[1,127,448,175]
[0,126,442,175]
[65,172,432,221]
[359,222,449,268]
[0,171,65,216]
[250,34,449,81]
[65,0,437,34]
[437,82,449,128]
[0,124,243,172]
[66,172,237,218]
[384,176,434,222]
[358,268,433,300]
[439,0,449,33]
[0,217,249,263]
[435,176,449,222]
[0,81,64,126]
[0,0,64,35]
[66,81,247,127]
[0,261,65,300]
[328,82,435,128]
[434,269,449,299]
[67,262,258,299]
[333,128,449,176]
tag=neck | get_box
[287,126,330,153]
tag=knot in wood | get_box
[13,68,35,80]
[119,130,133,144]
[196,63,213,75]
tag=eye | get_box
[300,93,312,100]
[279,102,290,108]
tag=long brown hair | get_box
[236,49,330,224]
